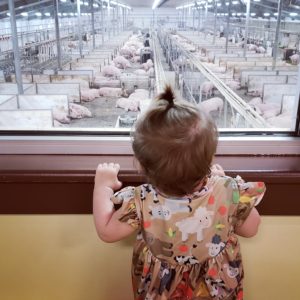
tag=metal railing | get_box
[152,32,167,94]
[162,30,269,128]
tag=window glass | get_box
[0,0,299,133]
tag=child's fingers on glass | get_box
[113,163,120,171]
[96,164,103,170]
[96,163,120,174]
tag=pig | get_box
[69,103,92,119]
[255,103,280,114]
[198,97,224,115]
[225,80,241,90]
[290,53,299,65]
[201,81,215,99]
[267,113,292,128]
[262,108,280,119]
[134,69,148,76]
[114,56,131,69]
[256,46,266,54]
[98,87,127,98]
[129,89,149,99]
[135,48,142,56]
[102,65,122,78]
[131,56,141,63]
[147,67,155,77]
[120,46,135,58]
[247,44,258,51]
[248,90,262,97]
[116,97,139,112]
[141,63,151,71]
[80,89,99,102]
[53,108,70,124]
[248,97,263,106]
[146,59,154,68]
[68,42,77,49]
[53,120,64,127]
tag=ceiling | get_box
[0,0,299,19]
[122,0,183,7]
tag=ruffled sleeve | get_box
[110,186,141,229]
[229,176,266,228]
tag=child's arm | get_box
[235,207,261,238]
[93,163,136,243]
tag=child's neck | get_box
[154,176,208,198]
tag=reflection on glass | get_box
[0,1,299,132]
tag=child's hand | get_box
[95,163,122,191]
[211,164,226,176]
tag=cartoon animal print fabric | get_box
[110,176,266,299]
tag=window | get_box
[0,0,299,137]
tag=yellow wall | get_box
[0,216,299,300]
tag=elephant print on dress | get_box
[144,232,174,257]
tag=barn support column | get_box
[243,0,251,57]
[77,0,83,58]
[8,0,24,94]
[225,0,232,54]
[272,0,283,69]
[91,0,96,49]
[54,0,62,70]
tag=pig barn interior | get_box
[0,1,300,300]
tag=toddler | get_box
[93,85,266,300]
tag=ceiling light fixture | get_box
[152,0,161,10]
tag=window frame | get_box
[0,135,299,172]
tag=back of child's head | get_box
[132,85,218,197]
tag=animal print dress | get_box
[111,175,266,300]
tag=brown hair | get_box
[132,85,218,197]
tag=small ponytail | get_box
[157,85,176,108]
